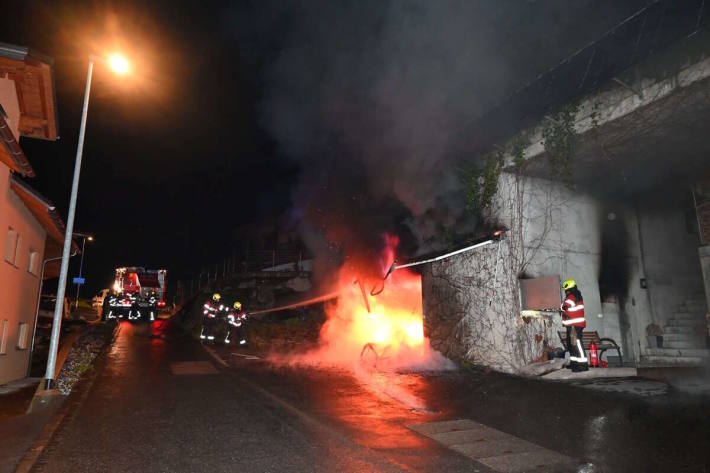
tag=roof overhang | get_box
[0,42,59,141]
[9,175,78,252]
[0,111,33,176]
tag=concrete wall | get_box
[0,164,47,385]
[603,206,653,363]
[700,245,710,313]
[636,194,706,327]
[421,172,683,371]
[423,173,612,372]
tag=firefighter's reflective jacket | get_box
[226,309,248,327]
[203,300,224,319]
[561,290,586,328]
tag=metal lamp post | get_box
[27,250,77,377]
[44,54,129,390]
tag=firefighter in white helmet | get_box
[224,301,248,346]
[201,293,223,342]
[560,279,589,372]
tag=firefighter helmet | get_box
[562,279,576,291]
[212,293,221,302]
[233,301,242,310]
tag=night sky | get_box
[1,1,649,295]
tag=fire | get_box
[309,266,427,368]
[350,271,423,347]
[272,234,453,373]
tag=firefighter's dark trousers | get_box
[567,326,589,372]
[226,323,246,345]
[201,316,216,341]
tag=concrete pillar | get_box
[699,245,710,313]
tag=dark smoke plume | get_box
[225,0,648,278]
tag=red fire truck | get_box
[104,267,167,322]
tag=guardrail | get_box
[175,248,312,304]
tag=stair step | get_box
[680,304,707,312]
[682,303,708,312]
[671,312,705,320]
[640,355,707,367]
[664,326,704,334]
[666,319,706,327]
[663,341,706,349]
[663,333,705,343]
[647,348,710,357]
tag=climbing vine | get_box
[510,135,527,172]
[463,149,504,213]
[541,104,579,185]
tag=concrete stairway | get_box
[641,298,709,367]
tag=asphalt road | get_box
[30,320,490,472]
[30,318,710,472]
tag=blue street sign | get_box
[73,277,86,285]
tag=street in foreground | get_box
[20,319,710,473]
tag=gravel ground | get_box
[55,325,113,395]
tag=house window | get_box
[5,228,18,265]
[28,250,39,275]
[17,322,29,350]
[0,320,7,354]
[15,235,22,266]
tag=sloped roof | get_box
[0,111,33,176]
[9,174,77,252]
[0,42,59,141]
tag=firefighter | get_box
[201,293,222,342]
[224,301,248,346]
[560,279,589,372]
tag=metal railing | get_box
[175,247,312,304]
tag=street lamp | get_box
[73,232,94,310]
[44,53,130,390]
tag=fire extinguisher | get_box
[589,341,599,367]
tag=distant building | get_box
[0,43,69,385]
[423,2,710,372]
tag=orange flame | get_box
[278,234,453,371]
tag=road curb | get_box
[26,330,81,412]
[14,322,121,473]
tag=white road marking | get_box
[409,419,576,473]
[232,353,261,360]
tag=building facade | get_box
[0,43,65,385]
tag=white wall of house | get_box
[0,164,47,385]
[0,73,49,384]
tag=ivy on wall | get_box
[541,104,579,185]
[463,150,504,213]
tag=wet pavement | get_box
[30,320,486,472]
[26,318,710,472]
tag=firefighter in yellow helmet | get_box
[201,293,223,342]
[224,301,248,346]
[560,279,588,372]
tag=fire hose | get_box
[247,232,505,316]
[247,291,341,316]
